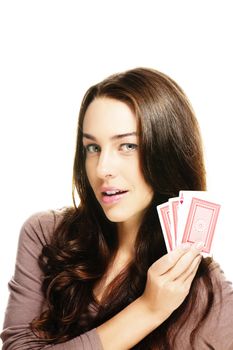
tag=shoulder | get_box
[209,260,233,305]
[208,259,233,291]
[197,259,233,305]
[18,207,68,249]
[197,260,233,347]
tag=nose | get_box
[96,148,117,179]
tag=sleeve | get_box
[0,210,104,350]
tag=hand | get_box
[141,242,203,318]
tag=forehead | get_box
[83,97,137,134]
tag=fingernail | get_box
[194,241,205,251]
[180,242,192,250]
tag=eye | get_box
[120,143,138,152]
[85,144,100,153]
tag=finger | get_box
[183,255,202,290]
[150,243,192,275]
[177,254,202,283]
[166,248,201,280]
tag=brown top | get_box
[1,210,103,350]
[1,209,233,349]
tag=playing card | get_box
[168,197,179,246]
[157,202,173,252]
[178,191,208,205]
[157,191,221,255]
[181,197,221,253]
[176,191,209,245]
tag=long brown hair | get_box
[31,68,217,349]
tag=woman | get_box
[1,68,233,349]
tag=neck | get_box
[116,216,142,259]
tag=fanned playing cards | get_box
[157,191,221,254]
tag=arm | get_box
[0,211,103,350]
[97,243,203,350]
[1,210,202,350]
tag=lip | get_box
[100,186,129,205]
[100,186,128,193]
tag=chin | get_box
[103,209,129,223]
[104,214,126,223]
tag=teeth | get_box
[106,190,118,195]
[103,190,127,196]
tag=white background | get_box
[0,0,233,331]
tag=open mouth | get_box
[102,190,128,196]
[101,190,129,204]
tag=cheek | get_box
[85,159,94,185]
[85,158,99,190]
[134,167,153,197]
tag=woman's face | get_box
[82,97,153,227]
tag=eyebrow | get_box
[82,132,138,141]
